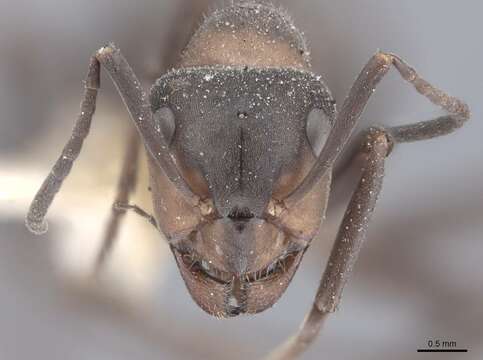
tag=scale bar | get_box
[417,349,468,353]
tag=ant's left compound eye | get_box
[306,108,332,156]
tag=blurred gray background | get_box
[0,0,482,359]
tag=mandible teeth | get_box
[228,295,239,308]
[201,260,211,271]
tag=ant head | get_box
[148,67,335,316]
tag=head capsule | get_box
[147,66,335,317]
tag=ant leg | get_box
[268,53,470,357]
[286,51,470,207]
[265,128,390,360]
[267,96,470,359]
[113,202,157,228]
[94,129,141,272]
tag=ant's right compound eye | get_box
[153,107,176,145]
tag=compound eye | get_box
[153,107,176,144]
[306,108,331,156]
